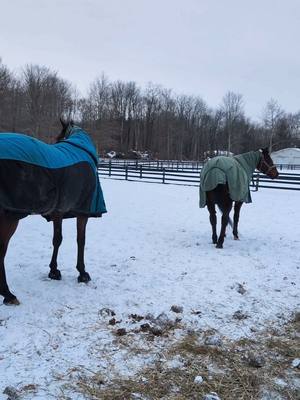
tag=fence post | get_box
[255,174,259,191]
[125,165,128,180]
[109,160,112,177]
[162,168,166,184]
[140,165,143,179]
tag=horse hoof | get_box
[234,236,239,240]
[48,269,62,280]
[78,272,91,283]
[216,243,223,249]
[3,296,20,305]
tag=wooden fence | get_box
[98,163,300,191]
[100,158,300,171]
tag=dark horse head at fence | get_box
[0,119,106,305]
[199,148,278,249]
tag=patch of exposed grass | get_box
[64,316,300,400]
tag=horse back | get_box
[0,133,101,219]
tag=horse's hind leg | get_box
[206,192,217,244]
[0,216,20,305]
[216,195,233,249]
[49,215,63,280]
[233,201,243,240]
[76,216,91,283]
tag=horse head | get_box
[257,147,279,179]
[55,118,75,143]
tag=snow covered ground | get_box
[0,179,299,398]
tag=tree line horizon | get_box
[0,59,299,160]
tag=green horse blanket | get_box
[199,151,261,208]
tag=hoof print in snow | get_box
[115,328,127,336]
[170,305,183,313]
[237,283,247,295]
[191,309,202,316]
[233,310,249,320]
[247,353,266,368]
[99,308,116,317]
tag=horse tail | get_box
[216,203,233,227]
[214,185,233,227]
[215,203,233,227]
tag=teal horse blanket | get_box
[0,127,107,219]
[199,151,261,208]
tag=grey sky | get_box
[1,0,300,120]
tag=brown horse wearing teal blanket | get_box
[199,148,278,248]
[0,120,106,305]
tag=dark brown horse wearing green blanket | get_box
[199,148,278,248]
[0,120,106,305]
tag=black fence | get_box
[100,158,300,171]
[98,163,300,191]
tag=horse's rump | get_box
[199,154,259,208]
[0,130,107,220]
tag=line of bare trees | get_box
[1,58,299,159]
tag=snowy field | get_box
[0,179,299,398]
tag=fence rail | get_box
[100,159,204,170]
[98,163,300,191]
[100,158,300,171]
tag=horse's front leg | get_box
[76,216,91,283]
[206,192,217,244]
[0,216,20,305]
[49,215,63,280]
[233,201,243,240]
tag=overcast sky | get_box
[1,0,300,120]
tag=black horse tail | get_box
[216,203,233,227]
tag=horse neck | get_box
[63,129,98,166]
[234,151,261,176]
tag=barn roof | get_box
[272,148,300,155]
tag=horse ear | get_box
[263,147,269,154]
[60,117,67,128]
[260,147,269,154]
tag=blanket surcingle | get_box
[199,151,261,208]
[0,127,107,220]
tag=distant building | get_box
[204,150,234,160]
[271,148,300,166]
